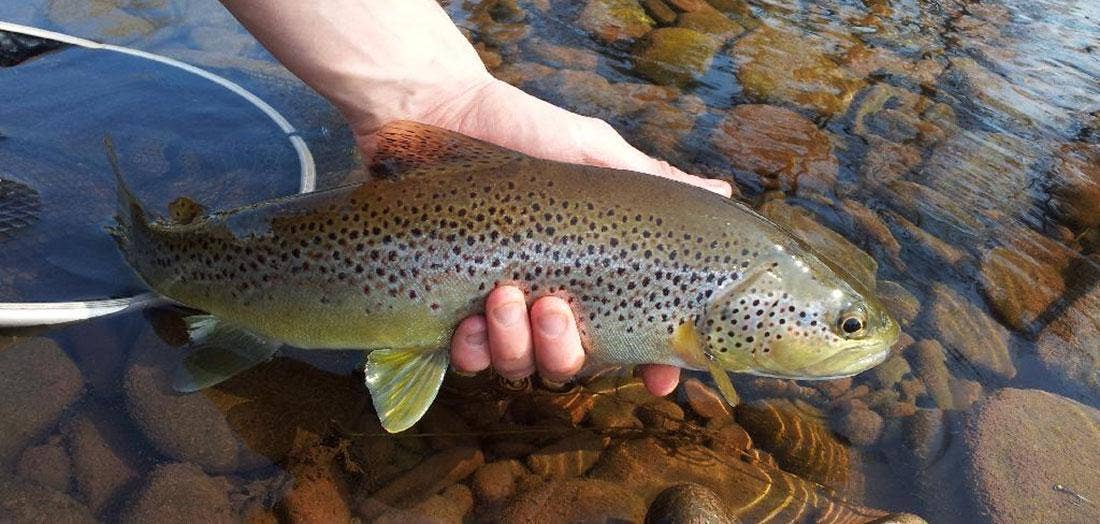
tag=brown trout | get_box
[109,122,898,432]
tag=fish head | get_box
[700,242,899,380]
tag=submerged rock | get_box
[646,483,736,524]
[928,283,1016,381]
[525,432,608,479]
[676,6,744,40]
[471,460,525,506]
[0,476,96,523]
[730,24,864,117]
[1035,278,1100,397]
[714,105,838,196]
[15,436,72,494]
[964,388,1100,523]
[0,337,84,466]
[500,478,646,523]
[64,409,145,514]
[633,27,722,87]
[734,399,856,493]
[1047,143,1100,230]
[579,0,655,43]
[979,246,1065,332]
[875,280,921,328]
[682,377,733,419]
[906,340,955,411]
[121,463,234,524]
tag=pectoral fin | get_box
[363,347,449,433]
[707,364,741,407]
[173,315,280,392]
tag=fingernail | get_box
[463,328,487,347]
[491,302,525,327]
[535,311,568,338]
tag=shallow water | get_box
[1,0,1098,522]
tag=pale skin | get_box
[219,0,733,395]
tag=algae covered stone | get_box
[579,0,655,43]
[633,27,721,87]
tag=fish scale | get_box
[110,121,898,432]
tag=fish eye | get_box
[841,317,864,334]
[837,308,867,337]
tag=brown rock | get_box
[0,338,85,466]
[363,447,483,511]
[472,460,524,505]
[529,41,600,70]
[928,283,1016,381]
[906,340,955,410]
[376,484,473,524]
[682,378,733,419]
[1048,143,1100,229]
[964,388,1100,523]
[633,27,722,87]
[870,352,912,391]
[666,0,708,11]
[641,0,678,25]
[525,432,608,479]
[15,437,72,493]
[814,378,853,400]
[280,442,352,524]
[646,483,737,524]
[500,479,646,523]
[122,463,234,524]
[734,399,855,492]
[730,24,864,117]
[636,397,686,429]
[950,379,983,411]
[0,476,95,523]
[832,406,884,447]
[714,105,839,196]
[676,6,744,40]
[1035,280,1100,396]
[579,0,655,43]
[902,408,946,468]
[880,209,969,267]
[704,419,752,457]
[64,410,144,513]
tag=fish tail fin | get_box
[104,135,150,255]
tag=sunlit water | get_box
[1,1,1097,522]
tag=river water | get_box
[0,1,1097,522]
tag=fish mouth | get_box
[750,339,894,380]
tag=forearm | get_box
[218,0,491,133]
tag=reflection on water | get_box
[1,0,1098,522]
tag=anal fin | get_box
[363,347,450,433]
[173,315,280,392]
[707,364,741,407]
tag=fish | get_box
[107,121,899,433]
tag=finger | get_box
[639,364,681,397]
[529,296,585,382]
[450,315,491,373]
[485,285,535,380]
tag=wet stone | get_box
[500,478,647,523]
[964,388,1100,523]
[734,399,854,493]
[587,394,644,430]
[1047,142,1100,230]
[360,446,483,512]
[280,441,352,524]
[15,437,72,493]
[981,246,1064,332]
[902,408,946,469]
[528,41,600,70]
[880,209,969,268]
[730,23,864,117]
[0,476,96,524]
[636,397,686,431]
[646,483,737,524]
[714,105,839,196]
[928,283,1016,381]
[682,377,733,419]
[0,337,85,466]
[633,27,722,87]
[1035,279,1100,397]
[870,352,912,392]
[525,431,608,479]
[831,405,884,447]
[641,0,678,25]
[121,462,234,524]
[579,0,656,43]
[906,340,954,410]
[676,6,745,40]
[64,409,145,514]
[471,460,524,506]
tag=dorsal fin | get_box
[366,121,525,179]
[168,196,206,225]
